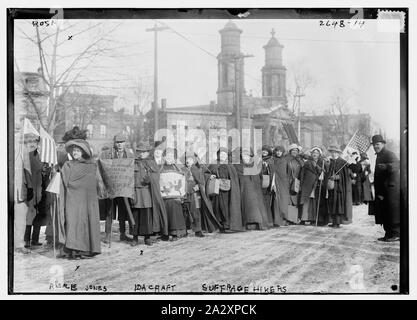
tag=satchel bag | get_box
[289,161,300,195]
[262,175,271,189]
[193,192,201,209]
[262,162,271,189]
[290,177,300,195]
[327,169,335,190]
[215,168,230,191]
[218,178,231,191]
[207,178,220,196]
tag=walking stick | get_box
[315,160,325,227]
[123,197,136,228]
[108,200,114,248]
[52,194,56,259]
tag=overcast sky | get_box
[15,18,400,139]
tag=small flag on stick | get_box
[46,172,61,195]
[23,118,40,137]
[342,130,371,163]
[39,126,57,165]
[344,130,371,155]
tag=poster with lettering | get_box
[98,158,135,199]
[160,171,186,199]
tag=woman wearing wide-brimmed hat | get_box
[57,139,101,259]
[284,143,304,224]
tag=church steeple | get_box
[216,20,245,112]
[262,29,287,106]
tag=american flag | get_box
[342,130,371,163]
[346,130,371,154]
[39,126,57,165]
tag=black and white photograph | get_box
[6,4,410,296]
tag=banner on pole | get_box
[98,158,135,199]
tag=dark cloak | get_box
[207,163,243,231]
[234,162,269,230]
[360,163,373,203]
[188,165,222,232]
[299,159,323,222]
[143,159,169,236]
[58,159,101,254]
[286,154,304,206]
[261,156,278,227]
[327,157,353,223]
[350,162,363,204]
[28,150,52,227]
[372,147,400,226]
[272,155,289,224]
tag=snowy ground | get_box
[12,204,400,294]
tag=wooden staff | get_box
[123,197,136,228]
[315,160,325,227]
[52,194,56,259]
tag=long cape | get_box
[234,163,269,229]
[190,165,222,232]
[143,159,169,236]
[207,163,243,231]
[328,157,352,223]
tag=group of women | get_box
[57,137,364,259]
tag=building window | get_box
[172,125,177,130]
[100,124,106,138]
[87,124,93,138]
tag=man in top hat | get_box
[371,135,400,241]
[326,145,353,228]
[100,133,135,243]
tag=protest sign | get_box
[98,158,135,199]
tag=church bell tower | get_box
[261,29,287,106]
[216,20,245,112]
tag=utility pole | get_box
[294,86,305,143]
[231,54,253,133]
[146,23,168,133]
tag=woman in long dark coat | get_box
[359,153,373,203]
[58,139,101,259]
[272,146,289,226]
[208,147,243,232]
[349,153,363,205]
[285,144,304,224]
[25,148,52,248]
[298,147,327,225]
[260,145,275,228]
[181,152,221,236]
[130,142,168,246]
[326,146,353,228]
[161,148,186,241]
[234,148,269,230]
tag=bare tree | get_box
[14,20,124,134]
[286,59,316,114]
[324,88,357,146]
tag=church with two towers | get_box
[150,20,297,148]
